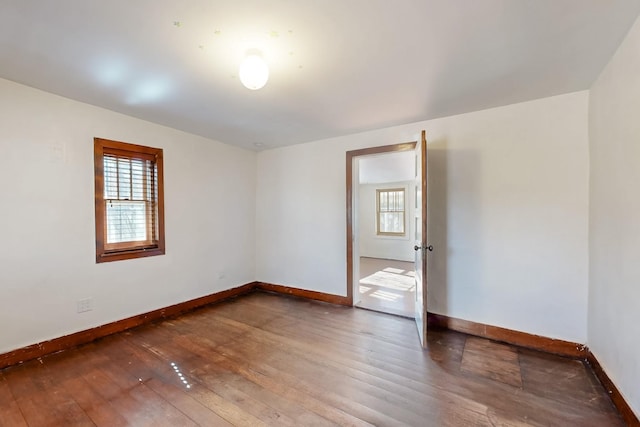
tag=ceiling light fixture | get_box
[239,50,269,90]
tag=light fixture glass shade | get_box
[239,53,269,90]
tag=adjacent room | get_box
[355,150,417,318]
[1,1,639,425]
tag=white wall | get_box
[0,78,256,354]
[0,70,597,376]
[588,15,640,418]
[256,91,589,343]
[358,182,414,262]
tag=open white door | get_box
[414,130,430,348]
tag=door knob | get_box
[414,245,434,251]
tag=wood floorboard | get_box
[127,321,374,427]
[119,324,323,425]
[188,321,429,425]
[0,291,626,426]
[4,362,94,426]
[36,353,127,427]
[171,296,624,426]
[518,348,618,415]
[160,323,344,426]
[263,305,420,351]
[178,319,386,425]
[215,310,552,425]
[220,298,600,425]
[461,337,523,388]
[204,308,441,409]
[201,313,436,404]
[102,336,243,427]
[234,295,426,362]
[0,372,28,427]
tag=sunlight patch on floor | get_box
[360,270,416,292]
[357,257,415,318]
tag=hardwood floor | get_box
[0,292,624,426]
[356,257,415,318]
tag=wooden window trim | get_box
[376,187,406,236]
[94,138,165,263]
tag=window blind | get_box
[103,152,158,248]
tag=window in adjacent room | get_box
[94,138,165,263]
[376,188,405,236]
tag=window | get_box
[94,138,165,263]
[376,188,405,236]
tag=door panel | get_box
[414,130,428,348]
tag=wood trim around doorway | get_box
[346,142,417,306]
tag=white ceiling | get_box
[1,1,639,151]
[359,151,415,184]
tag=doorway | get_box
[346,142,417,318]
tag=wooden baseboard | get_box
[426,312,586,358]
[586,351,639,426]
[0,282,256,370]
[256,282,352,306]
[3,281,636,426]
[0,282,351,370]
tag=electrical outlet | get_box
[77,298,93,313]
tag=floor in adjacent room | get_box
[356,256,416,318]
[0,291,623,426]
